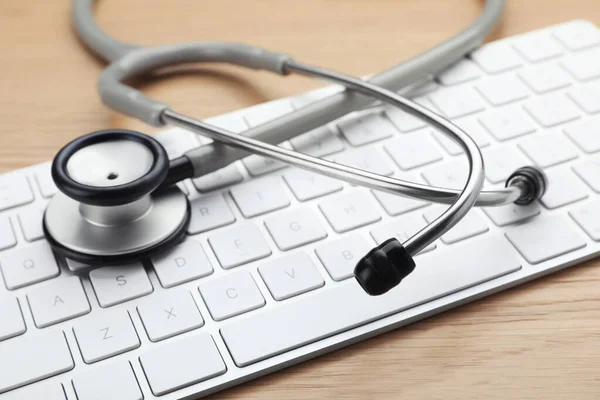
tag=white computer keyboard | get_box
[1,19,600,400]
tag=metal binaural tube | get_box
[159,60,525,256]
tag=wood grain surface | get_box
[1,1,600,399]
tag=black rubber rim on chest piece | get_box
[51,129,169,206]
[43,192,191,266]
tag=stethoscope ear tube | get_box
[159,61,487,259]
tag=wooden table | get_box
[1,1,600,398]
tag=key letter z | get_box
[100,327,113,340]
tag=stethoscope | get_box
[43,0,547,296]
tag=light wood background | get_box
[1,1,600,399]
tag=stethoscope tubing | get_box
[67,0,518,257]
[73,0,506,179]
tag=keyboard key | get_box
[206,114,248,133]
[192,164,243,193]
[518,64,572,94]
[570,199,600,241]
[290,87,342,109]
[505,214,586,264]
[65,258,91,272]
[406,82,440,98]
[524,94,580,127]
[424,206,489,244]
[372,188,429,216]
[0,297,25,341]
[73,361,143,400]
[0,216,16,250]
[152,239,213,288]
[177,182,189,196]
[243,155,286,177]
[27,277,90,328]
[429,86,485,118]
[319,191,381,233]
[221,235,521,367]
[209,223,271,269]
[421,159,467,189]
[478,107,537,141]
[475,75,530,106]
[138,290,204,342]
[384,104,427,133]
[370,213,435,253]
[258,253,324,300]
[568,81,600,114]
[573,159,600,192]
[513,32,564,62]
[290,126,345,157]
[483,202,541,227]
[89,264,153,307]
[243,100,294,127]
[17,204,45,242]
[564,118,600,153]
[139,332,226,396]
[154,128,201,159]
[482,146,532,184]
[540,168,589,209]
[187,193,236,234]
[0,173,34,211]
[33,163,57,198]
[338,111,397,146]
[0,331,74,394]
[438,59,482,85]
[433,118,491,155]
[371,171,429,216]
[553,21,600,51]
[471,42,523,73]
[230,177,290,218]
[242,142,291,176]
[315,235,373,281]
[199,271,265,321]
[384,130,443,170]
[283,168,343,201]
[518,132,579,167]
[561,48,600,81]
[2,381,66,400]
[0,241,59,290]
[74,310,140,363]
[331,147,394,176]
[265,208,327,251]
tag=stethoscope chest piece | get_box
[43,129,190,265]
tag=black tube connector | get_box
[354,238,416,296]
[505,166,548,205]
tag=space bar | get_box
[220,235,521,367]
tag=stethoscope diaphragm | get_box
[43,129,190,265]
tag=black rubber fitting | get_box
[354,238,416,296]
[161,156,194,188]
[52,129,169,206]
[505,166,548,205]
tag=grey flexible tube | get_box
[72,0,504,178]
[72,0,134,62]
